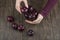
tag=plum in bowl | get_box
[21,6,39,21]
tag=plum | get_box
[18,25,24,31]
[12,23,18,30]
[27,29,34,36]
[7,16,14,22]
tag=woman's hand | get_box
[15,0,43,24]
[25,14,43,24]
[15,0,28,14]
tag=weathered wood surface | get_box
[0,0,60,40]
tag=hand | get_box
[25,14,43,24]
[15,0,28,14]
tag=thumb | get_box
[23,0,28,8]
[15,0,22,14]
[33,14,43,23]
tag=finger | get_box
[25,20,33,23]
[24,0,28,8]
[25,20,36,24]
[25,20,40,24]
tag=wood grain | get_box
[0,0,60,40]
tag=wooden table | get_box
[0,0,60,40]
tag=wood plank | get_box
[0,0,60,40]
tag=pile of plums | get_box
[7,16,24,31]
[21,6,39,21]
[7,16,34,36]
